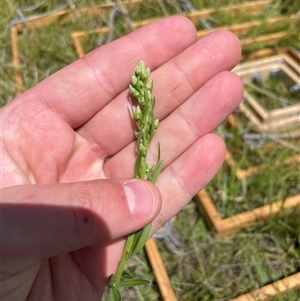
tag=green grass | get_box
[119,202,299,300]
[1,0,299,300]
[206,160,300,218]
[245,77,300,111]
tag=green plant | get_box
[107,61,163,301]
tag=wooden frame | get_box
[185,0,273,22]
[209,51,300,299]
[10,0,160,95]
[195,148,300,299]
[71,2,295,58]
[10,0,155,33]
[195,106,300,236]
[11,0,296,95]
[228,149,300,180]
[196,14,297,40]
[194,187,300,237]
[232,53,300,133]
[229,272,300,301]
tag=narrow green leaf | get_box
[131,223,152,257]
[130,230,143,253]
[149,160,163,183]
[119,278,150,287]
[127,265,138,275]
[148,101,157,138]
[123,233,135,260]
[110,288,121,301]
[134,152,143,178]
[108,274,115,287]
[120,272,134,281]
[149,142,163,183]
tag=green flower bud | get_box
[136,62,143,75]
[141,67,150,81]
[138,80,144,90]
[138,143,147,157]
[139,96,145,106]
[131,75,138,86]
[146,81,153,92]
[134,106,142,121]
[146,90,151,102]
[129,85,139,98]
[146,164,154,174]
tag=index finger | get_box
[16,16,197,128]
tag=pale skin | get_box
[1,16,243,301]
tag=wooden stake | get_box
[145,238,177,301]
[11,26,23,96]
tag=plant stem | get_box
[112,233,134,287]
[107,61,163,300]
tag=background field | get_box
[1,1,299,300]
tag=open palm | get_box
[1,17,243,301]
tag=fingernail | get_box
[123,180,155,219]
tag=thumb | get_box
[1,179,161,260]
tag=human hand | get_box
[1,16,243,301]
